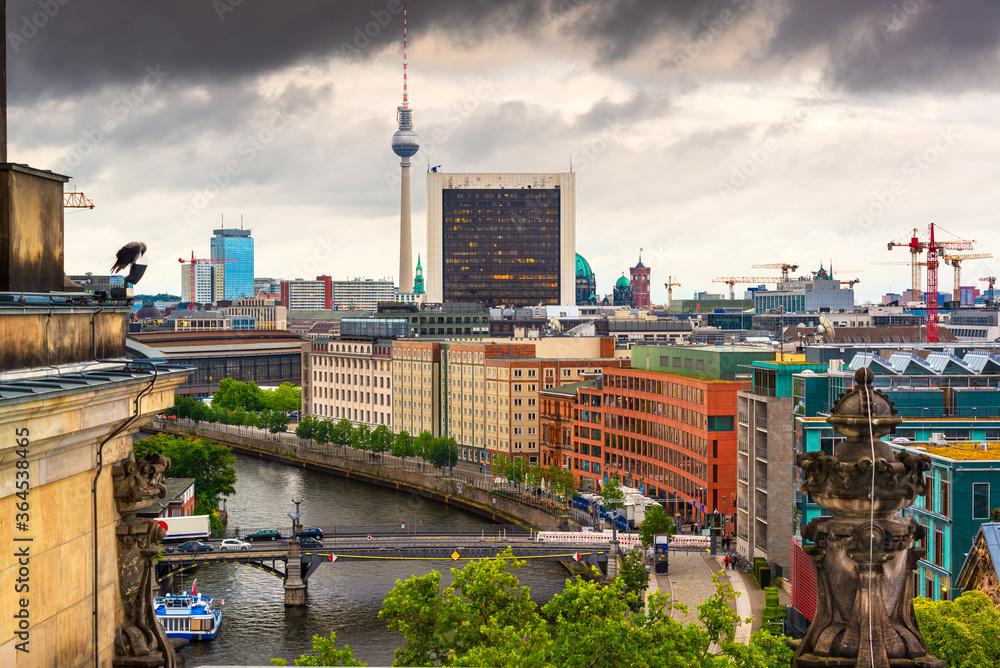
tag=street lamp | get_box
[289,498,303,538]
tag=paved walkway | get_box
[644,551,763,643]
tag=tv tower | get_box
[391,4,419,294]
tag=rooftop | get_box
[894,441,1000,462]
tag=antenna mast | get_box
[402,4,408,109]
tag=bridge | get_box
[155,527,616,606]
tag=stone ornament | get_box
[790,367,944,668]
[112,454,181,668]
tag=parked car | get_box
[219,539,251,552]
[168,541,214,553]
[294,528,324,540]
[245,529,282,542]
[298,537,324,550]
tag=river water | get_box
[175,453,570,667]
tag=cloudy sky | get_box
[8,0,1000,302]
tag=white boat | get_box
[154,585,222,641]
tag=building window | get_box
[973,482,990,519]
[941,479,949,517]
[934,530,944,567]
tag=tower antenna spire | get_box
[402,4,409,109]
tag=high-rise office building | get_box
[210,228,254,300]
[426,172,576,307]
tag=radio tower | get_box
[391,4,419,293]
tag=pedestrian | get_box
[724,555,730,570]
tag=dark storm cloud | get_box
[5,0,1000,101]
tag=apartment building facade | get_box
[736,360,826,574]
[303,337,394,428]
[391,337,622,465]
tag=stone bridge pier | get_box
[284,540,307,606]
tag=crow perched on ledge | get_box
[112,242,148,285]
[112,241,147,273]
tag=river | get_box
[175,452,570,666]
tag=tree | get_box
[296,415,319,442]
[331,419,353,452]
[914,590,1000,668]
[618,549,649,612]
[425,437,459,470]
[379,550,765,668]
[212,378,268,412]
[271,631,366,666]
[352,423,372,452]
[370,424,393,457]
[265,382,302,413]
[263,409,290,434]
[134,433,237,511]
[413,430,434,462]
[391,431,414,462]
[638,504,675,548]
[601,477,626,515]
[314,419,333,450]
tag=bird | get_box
[112,242,147,273]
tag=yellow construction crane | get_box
[752,263,798,281]
[713,277,780,300]
[943,253,994,302]
[63,185,95,209]
[886,228,925,296]
[664,276,681,313]
[840,279,861,288]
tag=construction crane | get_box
[713,277,780,300]
[63,185,95,209]
[840,279,861,288]
[664,276,681,313]
[752,263,798,281]
[178,252,233,305]
[887,228,926,296]
[918,224,974,343]
[943,253,993,302]
[981,276,997,300]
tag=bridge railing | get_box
[218,524,585,541]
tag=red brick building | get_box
[558,367,741,526]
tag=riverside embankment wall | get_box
[142,422,580,530]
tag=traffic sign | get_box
[329,554,337,562]
[573,552,582,562]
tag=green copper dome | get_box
[615,273,631,289]
[575,253,594,281]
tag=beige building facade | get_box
[303,338,394,428]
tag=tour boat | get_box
[153,581,223,640]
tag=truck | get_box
[156,515,211,541]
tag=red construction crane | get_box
[922,224,974,342]
[178,252,233,305]
[981,276,997,300]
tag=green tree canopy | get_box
[638,504,675,547]
[600,476,626,513]
[413,431,434,460]
[271,631,366,666]
[265,382,302,413]
[314,419,333,448]
[263,409,291,434]
[295,415,320,441]
[370,424,393,455]
[212,378,268,412]
[352,423,372,452]
[331,419,353,450]
[914,590,1000,668]
[133,433,237,511]
[425,437,458,469]
[391,431,414,461]
[377,549,773,668]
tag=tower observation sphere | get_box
[392,107,420,157]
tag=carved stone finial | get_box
[790,367,944,668]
